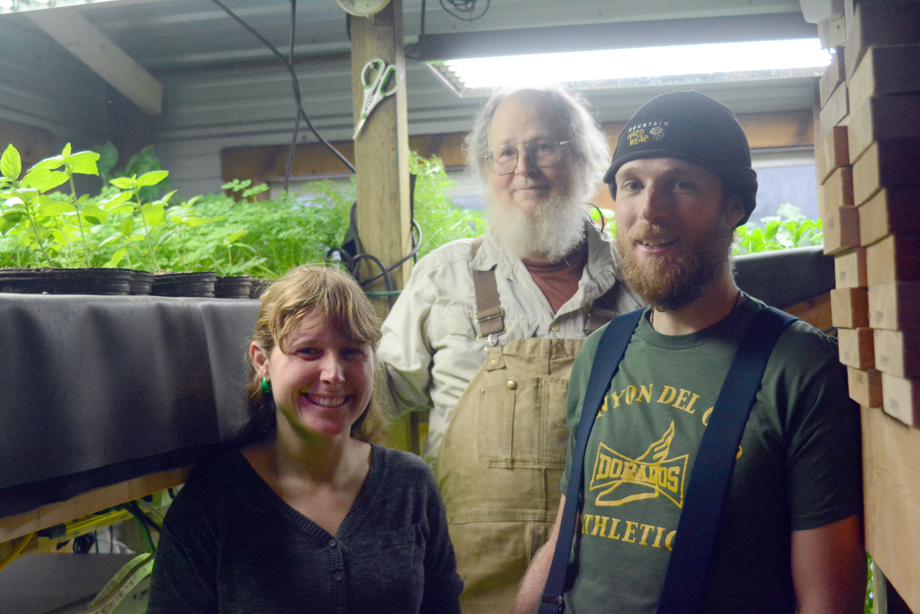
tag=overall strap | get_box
[656,306,796,614]
[539,308,644,614]
[471,236,625,337]
[470,236,505,337]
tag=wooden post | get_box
[350,1,415,452]
[350,0,412,316]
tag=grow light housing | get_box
[0,0,121,14]
[414,13,828,97]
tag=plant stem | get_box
[136,191,161,270]
[23,202,55,268]
[68,173,91,267]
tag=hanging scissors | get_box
[353,58,400,140]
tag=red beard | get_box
[617,218,735,312]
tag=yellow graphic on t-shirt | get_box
[589,422,688,509]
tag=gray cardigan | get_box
[148,444,463,614]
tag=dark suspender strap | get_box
[539,308,644,614]
[584,284,621,334]
[470,236,505,337]
[656,306,796,614]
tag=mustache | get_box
[625,223,678,244]
[509,179,550,190]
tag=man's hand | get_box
[512,496,567,614]
[791,514,866,614]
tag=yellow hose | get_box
[0,532,36,572]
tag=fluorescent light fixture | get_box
[428,38,830,97]
[0,0,122,14]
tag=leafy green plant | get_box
[0,143,104,268]
[733,204,823,255]
[106,171,173,270]
[409,153,486,258]
[224,178,270,203]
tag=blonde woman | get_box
[148,265,462,614]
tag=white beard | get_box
[487,193,586,263]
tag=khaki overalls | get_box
[434,238,632,614]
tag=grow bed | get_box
[0,295,259,518]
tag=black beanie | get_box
[603,91,758,226]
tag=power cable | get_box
[439,0,490,21]
[211,0,426,298]
[587,202,606,233]
[209,0,356,179]
[283,0,302,193]
[121,502,159,553]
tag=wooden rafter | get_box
[27,8,163,116]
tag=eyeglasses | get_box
[484,139,570,175]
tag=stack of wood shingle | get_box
[815,2,920,611]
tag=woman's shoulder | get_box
[182,448,249,492]
[374,445,435,483]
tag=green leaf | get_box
[22,168,68,192]
[81,204,107,224]
[96,142,119,176]
[136,170,169,187]
[37,199,75,216]
[120,216,135,236]
[142,204,166,226]
[100,191,132,209]
[106,247,128,268]
[0,211,23,234]
[1,144,22,180]
[109,177,136,190]
[1,196,24,210]
[763,221,780,242]
[64,150,101,176]
[62,143,72,157]
[29,156,63,172]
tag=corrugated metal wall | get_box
[0,0,814,198]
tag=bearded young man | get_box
[377,86,641,614]
[513,91,865,614]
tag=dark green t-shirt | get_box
[560,296,862,614]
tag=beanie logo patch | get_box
[627,128,649,146]
[626,120,669,147]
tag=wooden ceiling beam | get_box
[27,8,163,116]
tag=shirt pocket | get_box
[477,375,570,470]
[429,304,477,341]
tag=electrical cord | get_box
[209,0,356,179]
[211,0,426,299]
[361,219,422,285]
[439,0,490,21]
[283,0,302,193]
[587,202,606,233]
[122,501,159,553]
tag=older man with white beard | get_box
[377,85,641,614]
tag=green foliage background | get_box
[1,145,487,277]
[3,140,823,277]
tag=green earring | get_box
[261,377,272,394]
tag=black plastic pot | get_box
[249,278,273,299]
[151,272,218,297]
[129,270,154,295]
[0,268,134,295]
[215,275,253,299]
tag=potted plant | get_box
[0,143,135,294]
